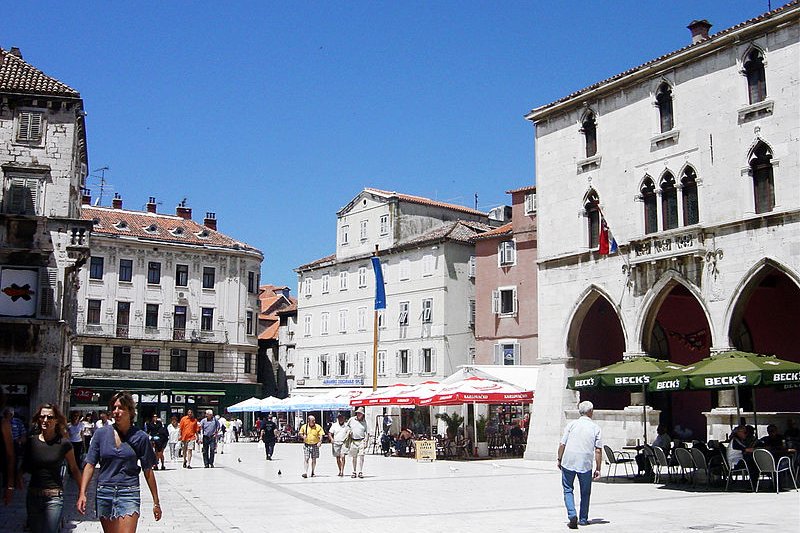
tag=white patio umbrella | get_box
[227,397,263,413]
[258,396,284,412]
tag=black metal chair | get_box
[603,445,635,481]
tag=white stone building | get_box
[524,4,800,460]
[294,188,492,396]
[70,197,263,419]
[0,47,91,416]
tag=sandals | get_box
[301,473,307,478]
[358,472,363,478]
[351,473,357,478]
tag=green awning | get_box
[173,391,226,396]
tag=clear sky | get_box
[2,1,778,290]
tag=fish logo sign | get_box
[2,283,35,302]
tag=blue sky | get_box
[3,1,776,289]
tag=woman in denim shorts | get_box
[22,403,82,533]
[77,392,162,532]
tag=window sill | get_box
[396,372,412,378]
[650,129,680,151]
[738,100,773,124]
[498,262,516,268]
[576,155,601,174]
[498,313,518,319]
[201,287,216,292]
[146,283,161,288]
[118,280,133,285]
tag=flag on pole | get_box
[598,216,618,255]
[371,256,386,310]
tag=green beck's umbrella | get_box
[567,357,686,391]
[648,351,800,393]
[567,357,687,443]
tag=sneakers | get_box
[579,520,589,526]
[568,516,578,529]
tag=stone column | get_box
[525,359,572,461]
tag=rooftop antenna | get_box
[474,193,478,211]
[90,166,110,206]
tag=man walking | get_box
[557,401,602,529]
[347,407,369,478]
[328,413,349,476]
[179,409,200,469]
[299,415,324,478]
[200,410,221,468]
[260,415,278,460]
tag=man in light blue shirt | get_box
[557,401,602,529]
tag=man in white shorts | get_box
[347,407,369,478]
[328,413,350,477]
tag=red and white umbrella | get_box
[418,376,533,406]
[350,383,413,406]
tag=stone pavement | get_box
[3,440,798,532]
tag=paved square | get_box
[4,441,798,532]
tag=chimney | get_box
[687,20,712,44]
[175,199,192,220]
[111,192,123,209]
[9,47,22,59]
[81,189,92,206]
[203,212,218,231]
[146,196,157,213]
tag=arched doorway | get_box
[643,281,712,440]
[568,291,627,409]
[729,264,800,412]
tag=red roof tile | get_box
[506,185,536,194]
[82,206,261,255]
[472,222,513,241]
[0,48,80,98]
[364,188,486,216]
[258,320,280,341]
[526,1,799,119]
[296,253,336,271]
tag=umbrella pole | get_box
[734,386,741,424]
[751,387,758,438]
[642,384,647,444]
[473,402,478,456]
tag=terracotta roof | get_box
[81,206,261,255]
[506,185,536,194]
[526,1,800,119]
[364,188,486,216]
[296,253,336,271]
[258,320,280,341]
[276,301,297,315]
[0,48,80,98]
[397,219,493,247]
[472,222,513,241]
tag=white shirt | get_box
[560,416,602,473]
[95,419,111,429]
[68,422,83,443]
[347,416,368,440]
[329,421,350,444]
[168,423,180,444]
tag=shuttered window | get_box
[6,177,40,215]
[39,268,57,317]
[17,111,44,142]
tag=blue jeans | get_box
[561,468,592,523]
[202,435,217,466]
[26,491,64,533]
[264,440,276,458]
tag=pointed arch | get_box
[748,139,775,214]
[679,165,700,226]
[563,284,628,358]
[639,175,657,234]
[746,137,774,164]
[579,109,598,158]
[742,45,767,104]
[583,189,600,249]
[655,81,674,133]
[659,171,678,230]
[725,258,800,348]
[636,270,715,356]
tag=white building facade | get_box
[70,198,263,418]
[295,188,491,394]
[525,6,800,459]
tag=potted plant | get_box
[435,412,464,440]
[475,414,489,457]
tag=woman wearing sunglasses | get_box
[77,391,161,532]
[21,403,82,533]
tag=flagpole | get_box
[372,245,380,392]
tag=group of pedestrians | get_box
[295,407,370,479]
[2,389,161,533]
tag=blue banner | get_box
[371,256,386,310]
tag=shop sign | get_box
[415,439,436,462]
[322,378,364,386]
[74,388,94,401]
[2,384,28,395]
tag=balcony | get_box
[628,229,707,266]
[77,322,228,344]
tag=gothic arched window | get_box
[660,172,678,230]
[750,142,775,214]
[656,83,674,133]
[744,49,767,104]
[641,177,657,234]
[584,190,600,248]
[681,167,699,226]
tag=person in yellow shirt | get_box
[300,415,325,478]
